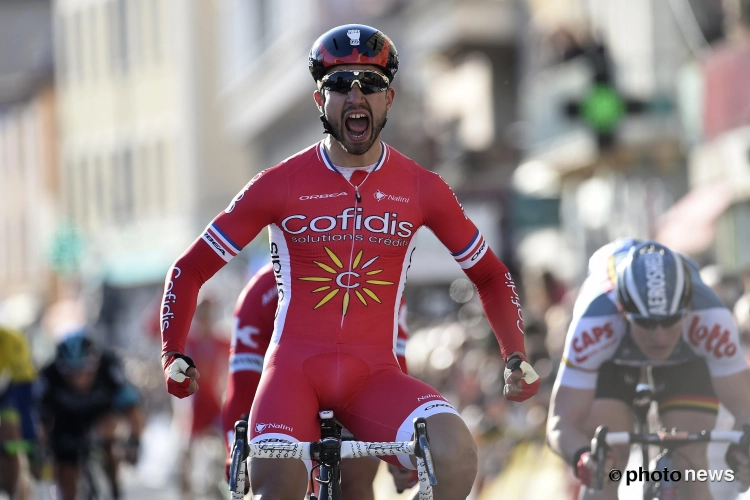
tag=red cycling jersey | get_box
[161,142,525,358]
[220,262,409,451]
[161,141,527,469]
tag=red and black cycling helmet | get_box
[309,24,399,83]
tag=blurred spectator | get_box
[734,268,750,347]
[700,264,742,308]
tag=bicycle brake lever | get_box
[413,417,437,486]
[591,425,609,491]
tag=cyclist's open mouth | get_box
[345,112,370,141]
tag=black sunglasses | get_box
[320,70,390,95]
[629,311,685,330]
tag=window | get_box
[122,147,134,222]
[108,0,119,74]
[94,156,105,224]
[117,0,129,73]
[55,13,68,83]
[154,141,165,212]
[132,0,141,68]
[65,160,76,222]
[73,10,83,81]
[80,158,89,229]
[151,0,161,62]
[89,6,98,80]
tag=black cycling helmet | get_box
[56,331,101,373]
[309,24,399,83]
[615,241,693,319]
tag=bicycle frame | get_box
[590,365,747,500]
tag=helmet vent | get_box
[333,38,339,51]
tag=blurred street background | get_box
[2,0,750,498]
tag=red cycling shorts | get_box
[248,341,458,470]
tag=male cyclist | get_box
[0,325,38,499]
[37,332,145,500]
[160,24,540,500]
[547,239,750,499]
[221,263,416,498]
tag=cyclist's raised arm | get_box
[160,167,287,397]
[420,172,524,359]
[419,171,537,400]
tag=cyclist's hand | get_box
[576,450,616,489]
[162,352,199,398]
[388,464,418,492]
[726,439,750,491]
[503,355,540,402]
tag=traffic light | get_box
[563,44,647,150]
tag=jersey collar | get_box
[318,141,387,175]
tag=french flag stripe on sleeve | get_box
[202,223,242,262]
[452,230,488,269]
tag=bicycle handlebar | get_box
[590,426,746,491]
[230,416,438,498]
[245,439,417,460]
[602,429,744,446]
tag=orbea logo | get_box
[643,252,668,315]
[255,422,294,434]
[300,192,347,201]
[347,29,360,45]
[373,190,410,203]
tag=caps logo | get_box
[347,29,360,45]
[643,252,668,315]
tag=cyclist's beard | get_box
[328,106,387,156]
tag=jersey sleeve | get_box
[161,168,287,354]
[684,308,749,377]
[557,279,625,390]
[420,172,525,361]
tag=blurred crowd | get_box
[402,260,750,498]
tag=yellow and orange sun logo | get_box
[298,247,394,315]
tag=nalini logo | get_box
[255,422,293,434]
[373,190,410,203]
[347,29,360,45]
